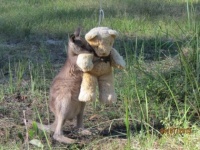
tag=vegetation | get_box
[0,0,200,149]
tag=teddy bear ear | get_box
[108,29,118,39]
[85,32,98,42]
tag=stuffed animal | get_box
[76,27,126,103]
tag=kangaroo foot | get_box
[53,134,76,144]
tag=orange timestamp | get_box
[160,128,192,135]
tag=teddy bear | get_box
[76,27,126,103]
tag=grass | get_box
[1,0,200,149]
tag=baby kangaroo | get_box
[33,28,94,144]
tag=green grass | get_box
[1,0,200,149]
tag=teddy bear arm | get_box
[79,73,97,102]
[110,48,126,69]
[76,53,94,72]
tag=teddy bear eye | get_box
[95,45,99,49]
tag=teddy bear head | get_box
[85,27,118,57]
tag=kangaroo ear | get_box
[74,27,81,37]
[108,29,118,39]
[70,34,75,42]
[70,27,81,42]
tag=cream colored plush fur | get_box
[76,27,125,103]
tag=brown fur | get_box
[31,28,93,144]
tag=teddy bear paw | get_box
[78,92,95,102]
[77,62,94,72]
[116,63,126,69]
[119,59,126,69]
[112,57,126,70]
[76,53,94,72]
[82,63,94,72]
[99,94,117,104]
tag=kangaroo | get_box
[30,28,94,144]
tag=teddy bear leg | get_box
[98,72,117,104]
[79,73,97,102]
